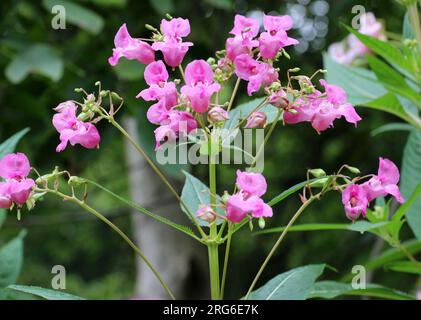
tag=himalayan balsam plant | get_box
[1,9,420,300]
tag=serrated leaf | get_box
[247,264,325,300]
[42,0,104,34]
[308,281,414,300]
[8,285,85,300]
[0,231,26,288]
[400,130,421,240]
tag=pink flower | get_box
[146,101,169,125]
[230,14,260,39]
[268,89,289,109]
[249,197,273,218]
[143,60,169,86]
[160,17,191,38]
[226,36,257,61]
[258,14,298,59]
[342,184,369,221]
[0,152,35,208]
[327,42,356,65]
[244,111,267,129]
[0,153,31,180]
[152,18,193,67]
[234,54,278,95]
[236,170,267,198]
[181,60,221,113]
[362,157,404,203]
[226,193,253,223]
[52,102,100,152]
[108,24,155,66]
[154,125,177,150]
[283,80,361,133]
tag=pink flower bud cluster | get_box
[283,79,361,133]
[226,170,273,223]
[0,153,35,209]
[52,101,101,152]
[342,158,404,221]
[328,12,385,65]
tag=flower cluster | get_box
[52,100,101,152]
[283,79,361,133]
[0,153,34,210]
[328,12,385,65]
[342,158,404,221]
[226,170,272,223]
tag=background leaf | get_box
[8,284,85,300]
[247,264,325,300]
[0,231,26,288]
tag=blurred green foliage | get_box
[0,0,417,299]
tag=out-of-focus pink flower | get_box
[0,152,35,208]
[236,170,267,198]
[208,107,229,123]
[230,14,260,38]
[181,60,221,113]
[52,102,100,152]
[196,205,216,223]
[152,18,193,67]
[283,80,361,133]
[258,14,298,59]
[154,125,177,150]
[244,111,267,129]
[108,24,155,66]
[0,153,31,180]
[362,157,404,203]
[234,54,278,95]
[327,42,356,65]
[342,184,369,221]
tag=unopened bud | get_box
[288,67,301,73]
[258,217,265,229]
[344,165,361,174]
[268,89,289,109]
[68,176,87,187]
[244,111,267,129]
[221,191,230,203]
[195,205,216,223]
[165,13,173,20]
[208,107,229,123]
[145,24,158,32]
[309,168,326,178]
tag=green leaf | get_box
[42,0,104,34]
[0,211,6,230]
[204,0,231,9]
[8,285,85,300]
[247,264,325,300]
[385,260,421,275]
[0,128,30,159]
[308,281,414,300]
[268,178,324,207]
[5,44,63,84]
[0,231,26,288]
[323,53,387,105]
[400,130,421,240]
[403,12,416,40]
[366,55,420,105]
[346,26,414,74]
[371,123,413,137]
[364,93,421,129]
[255,221,391,235]
[148,0,174,15]
[180,171,224,226]
[85,179,197,239]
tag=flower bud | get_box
[309,168,326,178]
[221,191,230,204]
[244,112,267,129]
[68,176,87,187]
[208,107,229,123]
[268,90,289,109]
[258,217,265,229]
[195,205,216,223]
[344,165,361,174]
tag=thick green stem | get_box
[244,197,316,299]
[208,149,220,299]
[41,188,176,300]
[220,223,233,299]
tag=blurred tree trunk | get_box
[123,117,208,299]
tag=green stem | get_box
[109,118,207,240]
[251,109,282,168]
[227,77,241,112]
[41,188,176,300]
[220,222,233,299]
[244,196,316,299]
[208,148,220,299]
